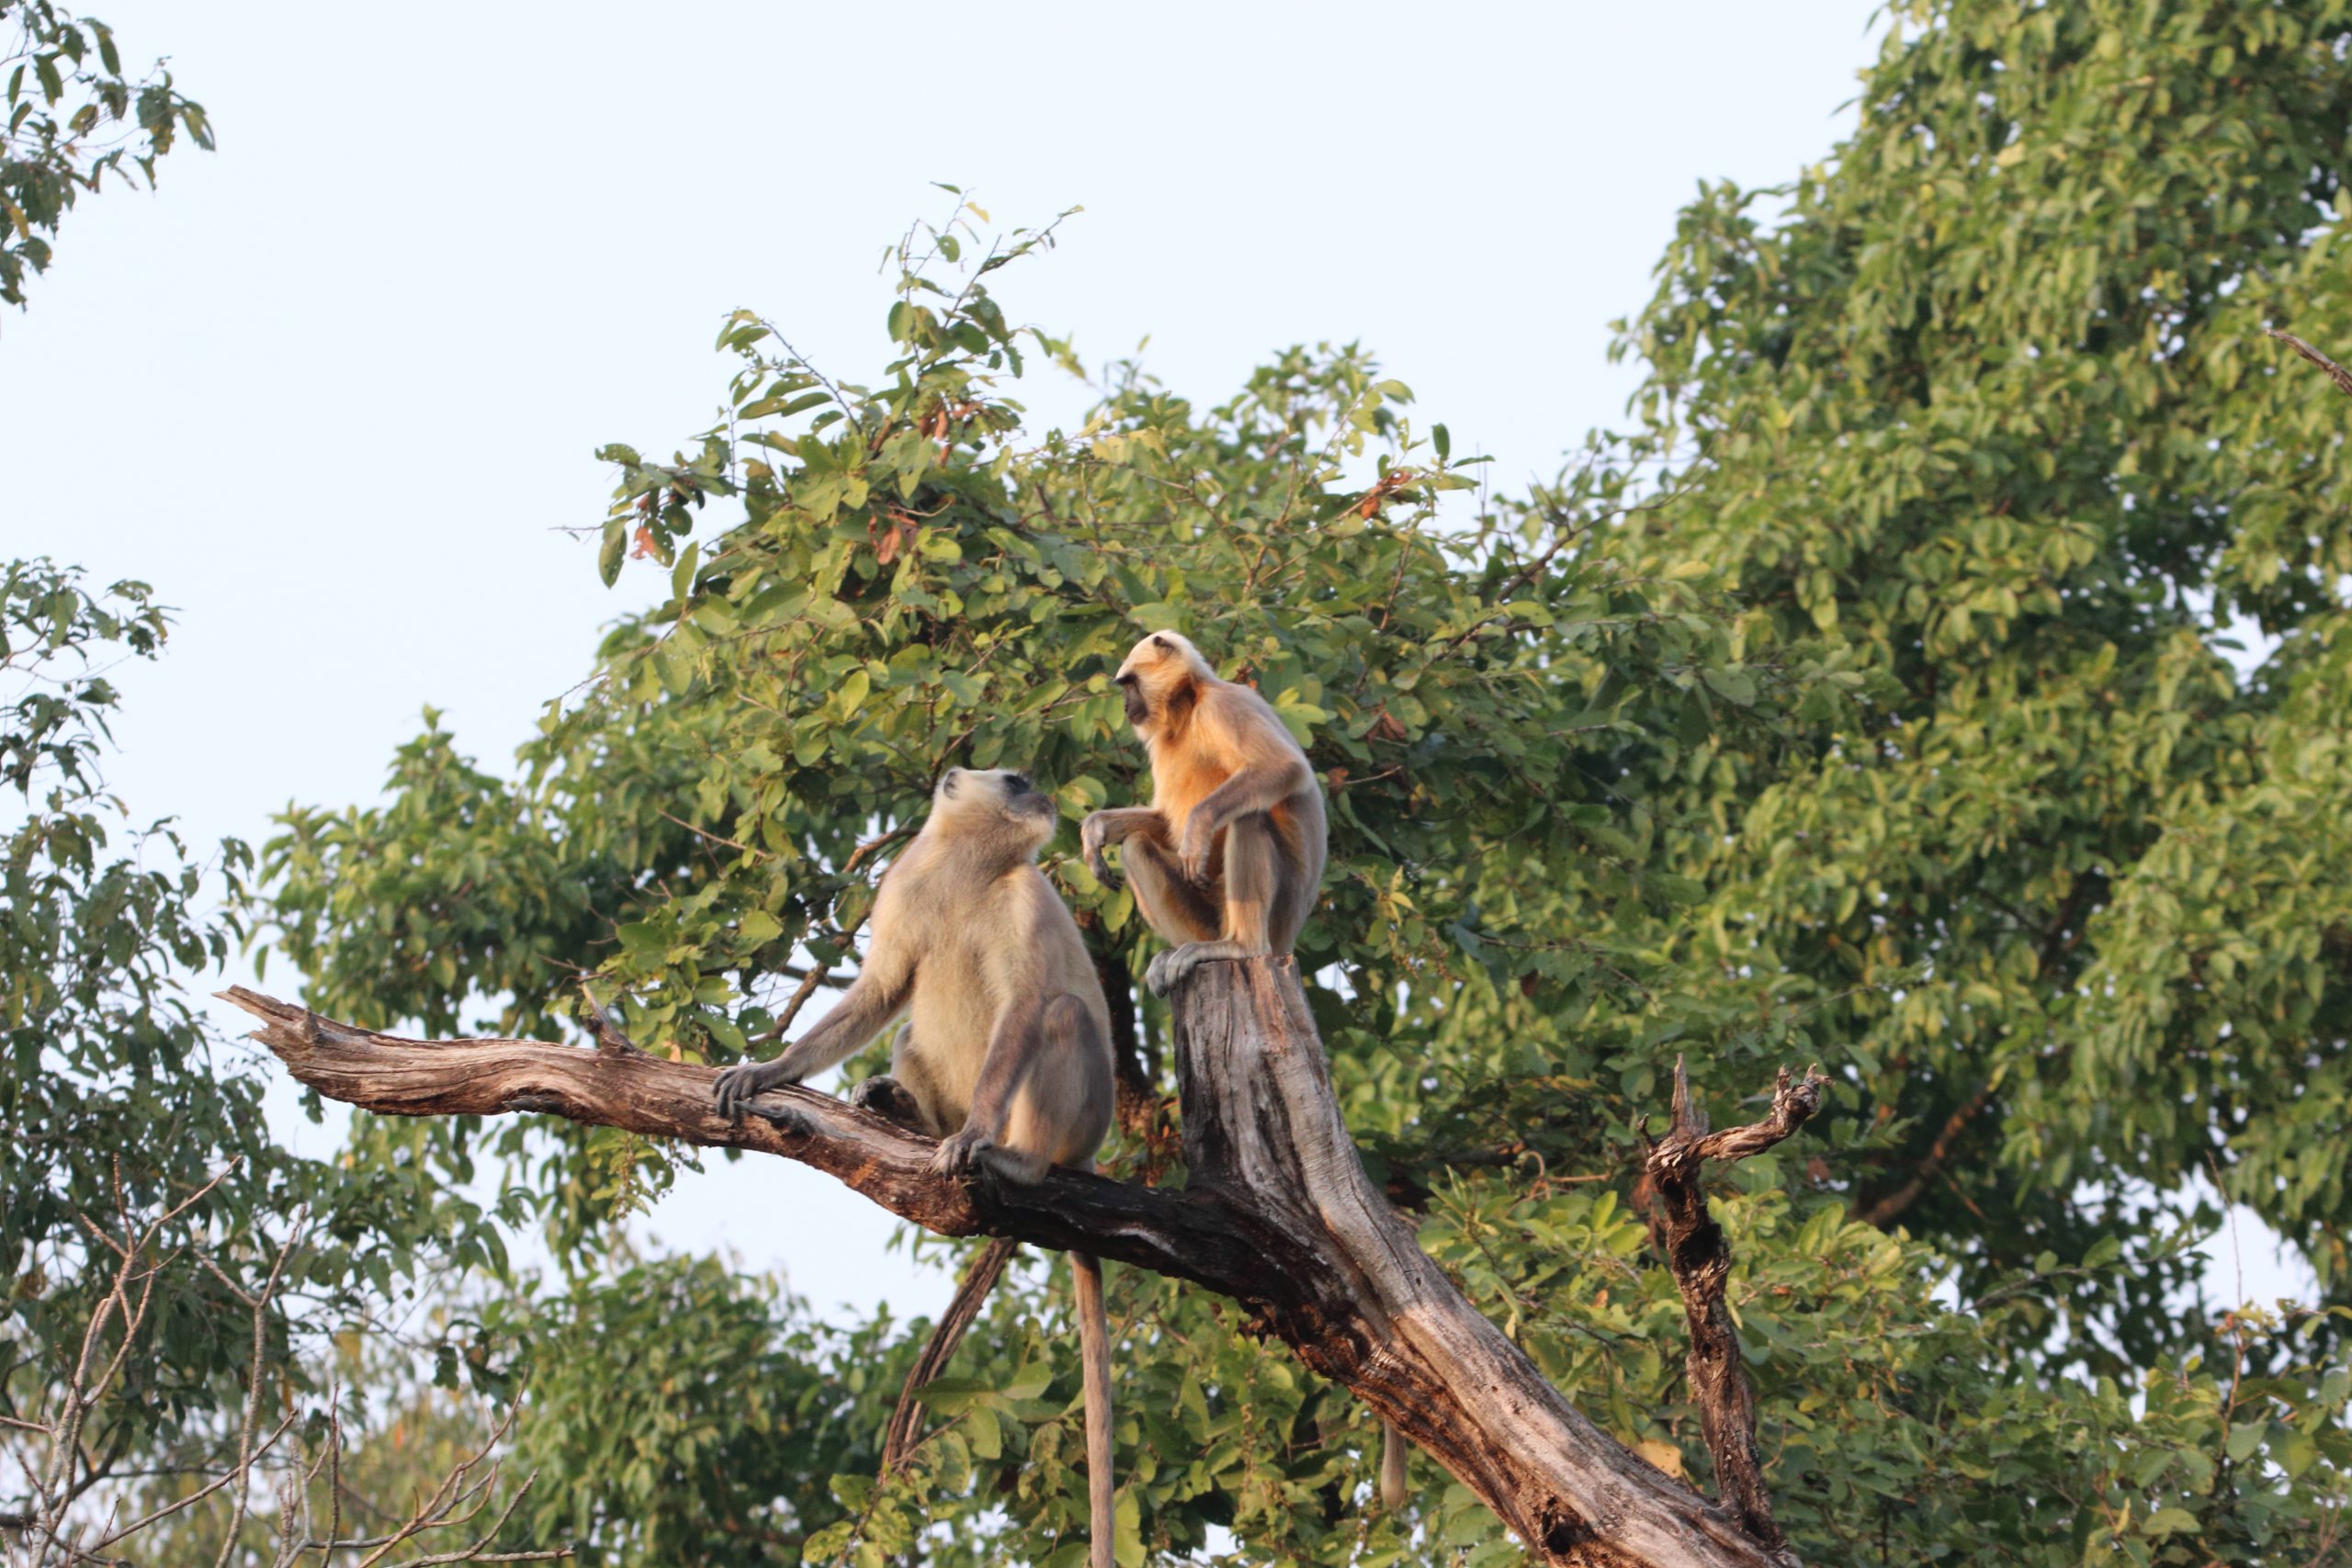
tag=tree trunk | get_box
[218,957,1801,1568]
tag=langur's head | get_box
[1113,631,1213,729]
[931,767,1058,858]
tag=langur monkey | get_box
[1080,633,1407,1508]
[1080,631,1329,998]
[712,768,1118,1567]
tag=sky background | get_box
[1,1,2316,1315]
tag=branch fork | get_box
[1642,1058,1826,1565]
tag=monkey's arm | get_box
[1080,806,1169,882]
[1176,703,1314,882]
[714,940,916,1119]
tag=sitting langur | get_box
[712,768,1117,1566]
[1080,631,1329,997]
[1080,634,1412,1508]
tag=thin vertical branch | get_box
[1642,1057,1826,1562]
[881,1237,1021,1473]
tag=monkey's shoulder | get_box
[1200,678,1305,753]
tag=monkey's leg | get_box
[1119,832,1222,951]
[940,996,1114,1183]
[1144,813,1280,996]
[992,995,1115,1180]
[931,996,1049,1180]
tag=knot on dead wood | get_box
[1539,1505,1598,1553]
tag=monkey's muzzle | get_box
[1116,675,1148,727]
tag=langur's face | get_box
[933,767,1057,852]
[1114,632,1204,727]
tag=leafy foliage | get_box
[247,2,2352,1562]
[0,1,210,309]
[1610,0,2352,1309]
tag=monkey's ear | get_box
[940,769,961,797]
[1149,634,1170,650]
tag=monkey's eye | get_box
[1003,773,1033,795]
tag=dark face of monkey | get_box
[1117,672,1150,727]
[1114,632,1203,728]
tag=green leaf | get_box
[598,519,627,586]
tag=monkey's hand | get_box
[930,1125,992,1179]
[1177,811,1215,885]
[713,1056,799,1121]
[1080,812,1119,885]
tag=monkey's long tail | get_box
[1380,1417,1409,1511]
[1072,1251,1115,1568]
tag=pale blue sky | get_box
[1,1,2312,1314]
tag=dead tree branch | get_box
[2267,328,2352,399]
[218,964,1810,1568]
[880,1237,1018,1474]
[1643,1057,1826,1564]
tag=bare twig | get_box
[2,1170,561,1568]
[2267,328,2352,399]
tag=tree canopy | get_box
[10,0,2352,1564]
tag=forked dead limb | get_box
[1643,1056,1826,1562]
[2267,327,2352,399]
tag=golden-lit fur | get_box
[712,767,1119,1567]
[1080,631,1329,996]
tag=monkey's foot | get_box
[848,1074,925,1132]
[930,1126,992,1178]
[1145,941,1259,996]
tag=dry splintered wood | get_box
[220,963,1810,1568]
[1645,1057,1826,1559]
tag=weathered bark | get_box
[1643,1059,1824,1563]
[2267,326,2352,399]
[218,960,1806,1568]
